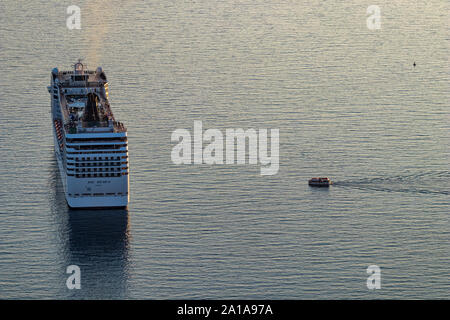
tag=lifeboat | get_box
[308,177,332,187]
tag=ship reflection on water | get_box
[49,159,131,299]
[65,208,131,299]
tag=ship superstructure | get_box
[48,60,129,208]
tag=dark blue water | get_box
[0,0,448,299]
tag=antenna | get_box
[73,58,87,74]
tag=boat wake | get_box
[332,170,450,196]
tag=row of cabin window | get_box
[74,162,122,167]
[72,145,124,150]
[68,192,128,197]
[74,167,122,172]
[69,156,121,161]
[66,152,127,155]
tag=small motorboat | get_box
[308,177,332,187]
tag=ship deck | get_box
[53,63,126,135]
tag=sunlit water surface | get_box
[0,0,448,299]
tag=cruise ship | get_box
[48,60,129,208]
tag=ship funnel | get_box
[83,93,101,123]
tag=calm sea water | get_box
[0,0,448,299]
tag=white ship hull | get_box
[50,61,129,209]
[54,131,129,208]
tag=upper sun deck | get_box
[51,60,126,135]
[53,60,107,88]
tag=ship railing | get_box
[60,81,102,88]
[82,120,110,128]
[113,121,127,133]
[64,120,126,133]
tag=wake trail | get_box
[332,170,450,196]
